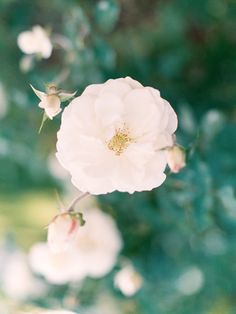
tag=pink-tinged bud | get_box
[167,145,186,173]
[38,94,61,120]
[30,84,76,121]
[47,213,79,253]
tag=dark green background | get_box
[0,0,236,313]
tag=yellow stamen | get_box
[107,127,132,155]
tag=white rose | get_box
[28,242,85,285]
[56,77,178,195]
[17,25,52,59]
[73,208,122,278]
[47,213,80,253]
[114,265,143,296]
[1,251,45,300]
[167,145,186,173]
[29,208,122,284]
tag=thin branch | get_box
[66,192,90,212]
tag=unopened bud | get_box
[167,145,186,173]
[30,84,76,121]
[47,212,80,253]
[38,94,61,120]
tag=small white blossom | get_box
[28,242,84,284]
[73,208,123,278]
[167,145,186,173]
[56,77,178,195]
[47,212,80,253]
[176,266,204,295]
[114,265,143,296]
[1,251,45,300]
[17,25,52,59]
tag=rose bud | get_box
[38,93,61,120]
[30,84,76,120]
[167,145,186,173]
[47,212,80,253]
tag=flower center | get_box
[107,127,132,155]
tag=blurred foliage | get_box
[0,0,236,313]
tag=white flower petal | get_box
[45,107,61,120]
[95,93,124,127]
[30,84,46,100]
[136,150,167,191]
[17,31,38,54]
[164,100,178,133]
[17,25,52,59]
[82,83,103,96]
[124,76,143,89]
[32,25,52,58]
[30,208,122,284]
[100,79,132,98]
[73,208,122,277]
[29,243,85,284]
[60,95,100,136]
[123,89,161,139]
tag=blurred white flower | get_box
[114,265,143,296]
[167,145,186,173]
[47,212,80,253]
[98,0,110,10]
[1,251,45,300]
[203,230,227,255]
[29,242,84,285]
[56,77,177,195]
[176,266,204,295]
[48,154,69,180]
[17,25,52,59]
[73,208,122,278]
[29,208,122,284]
